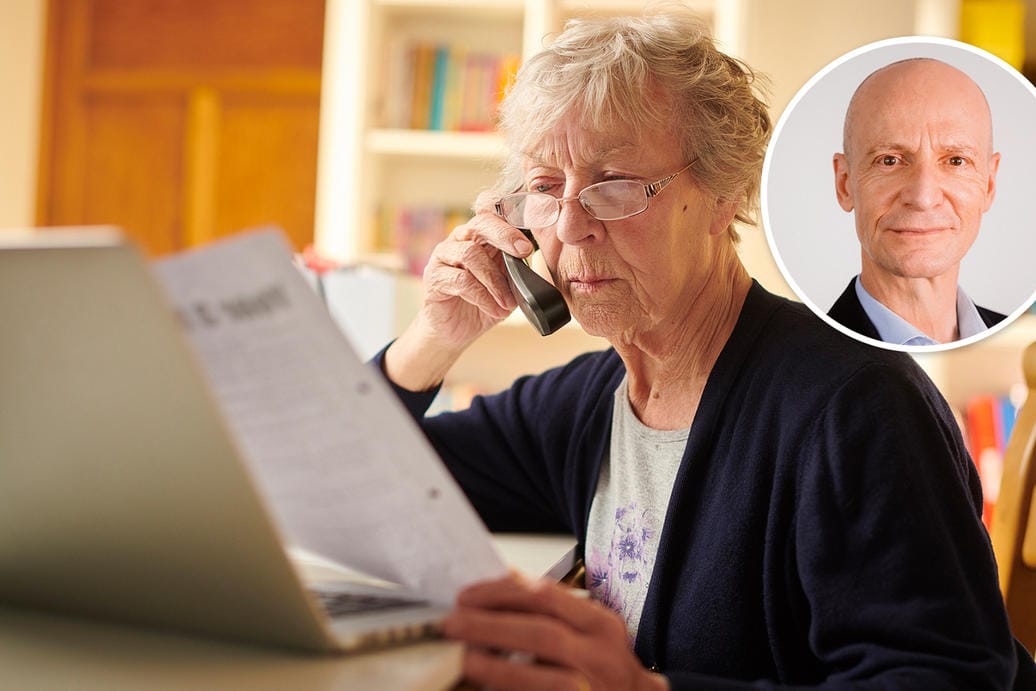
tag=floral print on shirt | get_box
[586,501,658,636]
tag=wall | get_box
[0,1,46,229]
[740,0,935,115]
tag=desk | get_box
[0,535,576,691]
[0,606,461,690]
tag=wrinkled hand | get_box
[418,198,533,350]
[384,195,535,391]
[443,574,669,691]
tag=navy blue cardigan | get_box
[380,282,1023,688]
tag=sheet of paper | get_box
[152,228,506,604]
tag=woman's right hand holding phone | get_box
[383,200,534,392]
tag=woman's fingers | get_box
[430,235,516,313]
[445,607,583,667]
[454,211,535,258]
[443,574,669,691]
[462,647,591,691]
[409,209,538,347]
[444,575,636,689]
[456,575,619,637]
[425,263,512,319]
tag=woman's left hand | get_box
[442,574,670,691]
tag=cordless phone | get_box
[502,228,571,336]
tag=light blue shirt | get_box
[854,276,987,346]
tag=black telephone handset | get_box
[502,228,571,336]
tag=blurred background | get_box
[4,2,1034,265]
[0,0,1033,523]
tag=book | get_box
[428,45,450,131]
[964,393,1018,529]
[384,39,519,133]
[382,33,413,129]
[409,43,436,130]
[441,44,465,131]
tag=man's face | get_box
[833,60,1000,283]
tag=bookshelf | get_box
[366,129,507,159]
[315,0,524,268]
[315,0,746,268]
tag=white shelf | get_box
[367,129,508,159]
[354,251,407,271]
[557,0,714,14]
[376,0,524,18]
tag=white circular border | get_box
[761,36,1036,354]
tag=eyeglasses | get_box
[495,160,697,229]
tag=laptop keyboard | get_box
[312,590,428,618]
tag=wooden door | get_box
[36,0,324,256]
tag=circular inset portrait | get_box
[763,37,1036,352]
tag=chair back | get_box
[991,342,1036,655]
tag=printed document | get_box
[152,228,506,604]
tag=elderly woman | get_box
[378,10,1026,690]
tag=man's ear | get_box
[983,152,1001,212]
[833,153,854,212]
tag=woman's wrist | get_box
[383,315,466,392]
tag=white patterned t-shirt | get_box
[585,375,689,643]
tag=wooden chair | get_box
[991,342,1036,655]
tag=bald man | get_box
[828,58,1005,346]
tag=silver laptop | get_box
[0,229,448,653]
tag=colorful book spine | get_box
[441,45,465,132]
[428,46,450,131]
[964,394,1018,529]
[383,39,520,133]
[409,43,436,130]
[999,395,1017,447]
[495,54,521,111]
[383,34,412,129]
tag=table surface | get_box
[0,605,463,691]
[0,534,576,691]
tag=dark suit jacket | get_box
[828,278,1007,342]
